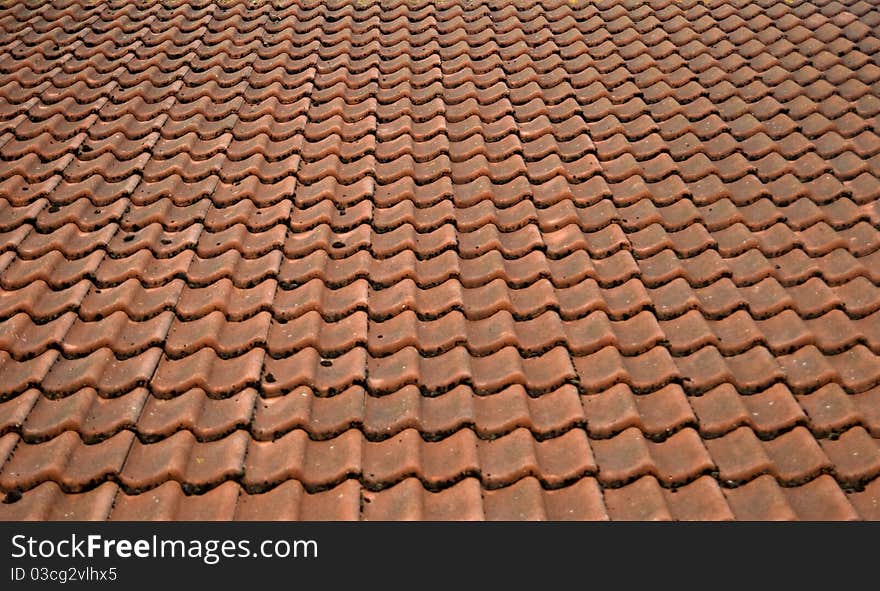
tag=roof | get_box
[0,0,879,520]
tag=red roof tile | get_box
[1,0,880,520]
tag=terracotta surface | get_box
[1,0,880,520]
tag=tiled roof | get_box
[1,0,880,520]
